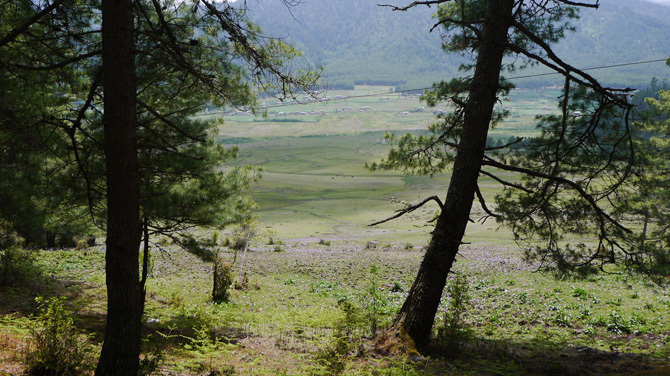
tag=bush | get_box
[212,255,234,303]
[230,225,256,251]
[25,297,95,375]
[0,247,36,286]
[437,273,473,355]
[0,220,23,249]
[364,265,389,338]
[315,299,365,375]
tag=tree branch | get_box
[553,0,599,8]
[479,169,532,193]
[9,49,102,71]
[481,156,631,234]
[0,0,67,48]
[509,20,634,107]
[137,99,207,143]
[475,184,498,219]
[378,0,451,11]
[369,195,444,226]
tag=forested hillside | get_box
[248,0,670,89]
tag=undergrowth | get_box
[24,297,96,375]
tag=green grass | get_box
[3,243,669,375]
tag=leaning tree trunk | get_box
[394,0,515,349]
[96,0,144,374]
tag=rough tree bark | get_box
[96,0,144,373]
[393,0,515,349]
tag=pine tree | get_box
[375,0,637,348]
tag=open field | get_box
[212,86,559,244]
[2,86,669,375]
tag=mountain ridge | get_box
[247,0,670,89]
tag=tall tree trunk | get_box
[96,0,143,374]
[394,0,515,349]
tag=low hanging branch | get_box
[369,195,444,226]
[378,0,451,12]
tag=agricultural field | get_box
[2,86,669,375]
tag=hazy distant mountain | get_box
[247,0,670,89]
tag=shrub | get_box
[315,299,365,375]
[0,220,23,249]
[230,225,256,251]
[364,265,389,338]
[25,297,95,375]
[437,273,473,354]
[0,247,36,286]
[235,272,250,290]
[212,255,234,303]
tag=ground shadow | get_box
[403,335,670,376]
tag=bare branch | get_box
[479,169,532,193]
[68,72,102,225]
[475,184,498,219]
[378,0,451,11]
[553,0,599,8]
[484,136,524,151]
[369,195,444,226]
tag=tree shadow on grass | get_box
[411,336,670,376]
[0,258,89,318]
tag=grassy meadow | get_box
[213,86,555,244]
[2,86,670,375]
